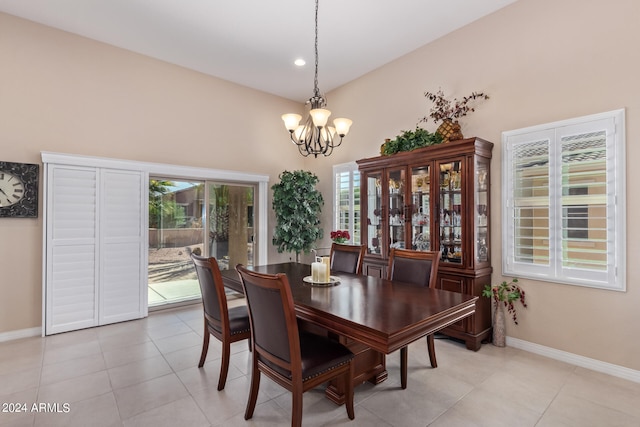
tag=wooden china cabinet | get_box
[356,137,493,350]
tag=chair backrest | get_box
[191,254,229,330]
[387,248,440,288]
[235,264,301,377]
[330,243,366,275]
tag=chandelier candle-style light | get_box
[282,0,352,157]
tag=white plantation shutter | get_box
[502,109,625,291]
[99,169,146,324]
[46,166,99,334]
[556,122,613,285]
[505,130,554,279]
[44,162,147,335]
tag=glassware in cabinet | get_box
[411,165,430,251]
[438,160,463,264]
[475,158,490,264]
[388,168,406,250]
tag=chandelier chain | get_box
[313,0,319,98]
[281,0,351,157]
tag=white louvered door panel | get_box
[45,166,99,334]
[99,169,146,325]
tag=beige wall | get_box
[307,0,640,371]
[0,12,305,334]
[2,0,639,372]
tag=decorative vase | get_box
[436,119,464,142]
[381,138,390,155]
[493,303,506,347]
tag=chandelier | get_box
[281,0,352,158]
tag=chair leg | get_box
[427,334,437,368]
[400,346,408,389]
[345,362,355,420]
[198,322,209,368]
[244,361,260,420]
[292,390,303,427]
[217,341,231,391]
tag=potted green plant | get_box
[381,127,443,155]
[209,185,229,259]
[272,170,324,262]
[482,278,527,347]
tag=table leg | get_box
[400,346,408,389]
[325,339,387,405]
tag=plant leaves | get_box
[271,170,324,257]
[382,127,443,155]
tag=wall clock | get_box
[0,161,39,218]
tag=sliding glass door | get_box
[208,183,255,270]
[148,180,204,306]
[148,179,256,307]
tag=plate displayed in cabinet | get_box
[413,232,430,250]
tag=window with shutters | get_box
[333,162,361,245]
[502,109,625,291]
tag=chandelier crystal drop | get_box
[282,0,352,157]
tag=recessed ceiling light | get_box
[294,59,306,67]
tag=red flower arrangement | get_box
[482,278,527,324]
[330,230,350,243]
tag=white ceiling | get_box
[0,0,518,102]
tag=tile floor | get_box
[2,302,640,427]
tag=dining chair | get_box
[191,254,251,391]
[387,248,440,389]
[329,242,366,275]
[236,264,355,427]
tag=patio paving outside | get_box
[148,246,200,307]
[147,245,244,307]
[148,279,201,306]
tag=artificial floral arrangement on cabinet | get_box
[381,127,443,155]
[420,88,490,141]
[482,278,527,347]
[380,88,489,155]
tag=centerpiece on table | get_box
[420,88,489,141]
[482,278,527,347]
[330,230,350,244]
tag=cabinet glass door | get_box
[410,166,430,251]
[439,160,463,264]
[475,158,489,264]
[388,168,406,251]
[365,172,383,255]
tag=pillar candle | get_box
[322,257,331,281]
[311,259,323,282]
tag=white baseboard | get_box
[0,327,41,343]
[507,336,640,384]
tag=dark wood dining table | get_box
[220,262,478,403]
